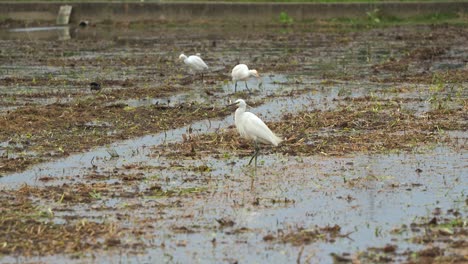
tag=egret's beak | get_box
[226,101,238,108]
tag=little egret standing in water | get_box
[230,99,282,167]
[231,64,260,92]
[179,53,209,81]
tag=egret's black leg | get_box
[235,81,238,92]
[254,149,258,167]
[248,150,257,166]
[244,81,252,93]
[201,73,204,82]
[254,142,259,167]
[248,141,260,167]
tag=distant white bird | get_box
[230,99,282,167]
[179,53,209,81]
[231,64,260,92]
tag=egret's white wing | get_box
[231,64,249,81]
[241,112,282,146]
[187,55,208,71]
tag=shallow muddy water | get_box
[0,21,467,263]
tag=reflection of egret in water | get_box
[367,180,377,223]
[364,159,378,223]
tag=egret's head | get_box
[235,99,245,104]
[227,99,247,108]
[178,54,186,60]
[249,69,260,78]
[234,99,247,108]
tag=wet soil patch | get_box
[159,100,466,159]
[356,208,467,264]
[0,101,230,174]
[0,186,146,257]
[0,19,467,263]
[263,224,345,246]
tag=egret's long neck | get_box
[234,105,246,122]
[248,70,257,77]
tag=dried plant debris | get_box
[159,101,466,159]
[1,23,467,175]
[0,17,467,263]
[263,224,345,246]
[0,102,231,174]
[0,180,213,258]
[359,209,467,264]
[0,189,145,257]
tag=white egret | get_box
[231,64,260,93]
[230,99,282,167]
[179,53,209,81]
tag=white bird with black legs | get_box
[230,99,282,167]
[231,64,260,92]
[179,53,209,81]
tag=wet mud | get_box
[0,17,467,263]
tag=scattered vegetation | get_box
[160,100,466,158]
[0,12,466,263]
[279,11,294,25]
[359,209,467,263]
[0,102,232,174]
[0,186,145,256]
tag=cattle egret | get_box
[230,99,282,167]
[231,64,260,92]
[179,53,209,81]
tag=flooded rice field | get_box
[0,18,467,263]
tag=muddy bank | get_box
[1,22,467,174]
[0,17,467,264]
[1,1,467,24]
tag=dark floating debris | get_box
[428,217,438,225]
[216,218,235,227]
[90,82,101,91]
[79,20,89,27]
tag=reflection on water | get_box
[0,23,467,264]
[9,26,71,41]
[9,26,69,33]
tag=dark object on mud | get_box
[330,252,352,263]
[79,20,89,27]
[104,237,121,246]
[90,82,101,91]
[418,246,444,257]
[383,244,397,253]
[216,218,235,227]
[428,217,438,225]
